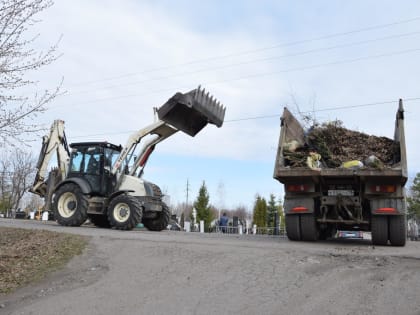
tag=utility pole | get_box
[185,179,190,210]
[217,181,225,220]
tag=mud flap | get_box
[157,86,226,136]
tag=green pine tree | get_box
[408,173,420,220]
[193,181,213,231]
[267,194,278,227]
[252,195,267,228]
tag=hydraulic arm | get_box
[30,120,70,197]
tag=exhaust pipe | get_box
[157,86,226,136]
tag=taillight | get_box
[370,185,396,193]
[286,184,309,192]
[291,206,308,213]
[374,207,397,214]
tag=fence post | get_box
[184,221,191,232]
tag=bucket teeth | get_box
[192,86,226,127]
[157,86,226,136]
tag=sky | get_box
[24,0,420,212]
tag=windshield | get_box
[105,147,120,169]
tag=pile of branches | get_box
[284,121,397,168]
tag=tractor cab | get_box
[68,142,122,196]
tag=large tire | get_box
[389,215,406,246]
[301,213,318,241]
[108,195,142,230]
[285,214,301,241]
[88,214,111,228]
[371,215,388,246]
[53,183,89,226]
[142,202,171,231]
[151,183,162,198]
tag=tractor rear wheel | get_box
[108,195,142,230]
[142,202,171,231]
[53,183,88,226]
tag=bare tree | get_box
[288,91,318,129]
[0,149,35,215]
[0,0,61,146]
[22,191,43,211]
[231,205,248,223]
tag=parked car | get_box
[15,211,27,219]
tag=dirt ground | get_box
[1,218,420,315]
[0,227,87,294]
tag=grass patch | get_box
[0,227,88,294]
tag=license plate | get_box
[328,190,354,196]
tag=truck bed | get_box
[273,102,407,185]
[274,166,407,184]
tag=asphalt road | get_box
[1,218,420,315]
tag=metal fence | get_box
[211,225,287,238]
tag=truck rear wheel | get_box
[300,213,318,241]
[389,215,406,246]
[53,183,88,226]
[108,195,142,230]
[371,215,388,246]
[285,214,301,241]
[142,202,170,231]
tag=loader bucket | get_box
[157,86,226,136]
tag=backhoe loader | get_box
[29,86,225,231]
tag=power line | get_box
[206,47,420,86]
[52,46,420,109]
[66,31,420,97]
[65,16,420,89]
[225,97,420,122]
[69,97,420,139]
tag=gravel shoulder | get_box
[1,219,420,315]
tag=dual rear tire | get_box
[285,213,318,241]
[286,213,406,246]
[371,215,406,246]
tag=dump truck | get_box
[273,100,407,246]
[30,86,225,231]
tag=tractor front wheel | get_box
[108,195,142,230]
